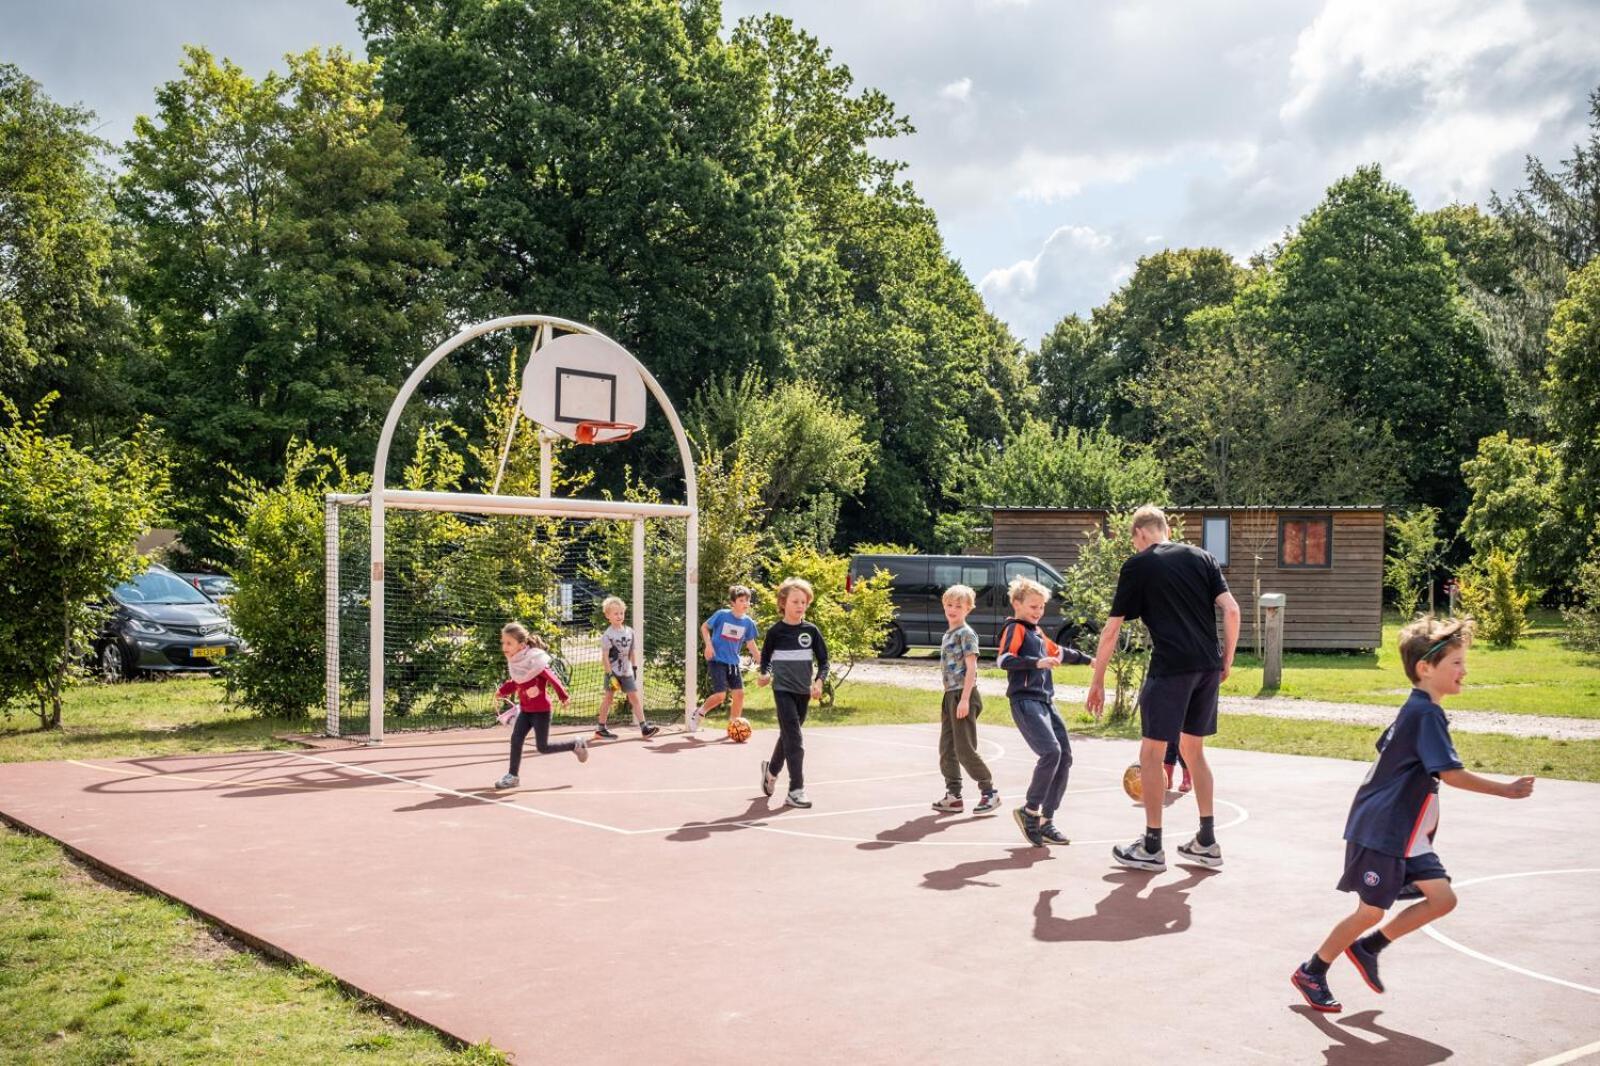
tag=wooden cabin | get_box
[989,506,1385,651]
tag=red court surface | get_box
[2,723,1597,1065]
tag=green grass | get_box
[0,678,302,763]
[970,610,1600,719]
[0,826,506,1065]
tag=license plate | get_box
[193,645,227,659]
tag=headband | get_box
[1422,638,1454,660]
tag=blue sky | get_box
[9,0,1598,343]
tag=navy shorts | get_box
[708,661,743,693]
[606,672,638,694]
[1138,669,1221,742]
[1337,842,1451,909]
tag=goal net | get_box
[325,500,689,736]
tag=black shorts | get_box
[1337,842,1451,909]
[1138,669,1221,742]
[708,661,743,693]
[606,672,638,694]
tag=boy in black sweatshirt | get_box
[997,575,1090,846]
[757,577,829,809]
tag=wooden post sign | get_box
[1260,593,1286,690]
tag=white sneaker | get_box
[1111,837,1167,872]
[687,708,704,734]
[574,736,589,763]
[786,789,812,809]
[493,774,519,790]
[761,761,776,797]
[1176,837,1222,868]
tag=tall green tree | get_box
[1032,248,1244,440]
[119,47,451,558]
[1545,258,1600,557]
[1459,431,1570,590]
[1497,87,1600,272]
[1263,165,1504,517]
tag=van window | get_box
[871,556,930,592]
[932,562,990,597]
[1003,560,1038,588]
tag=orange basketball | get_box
[1122,763,1143,802]
[726,717,753,743]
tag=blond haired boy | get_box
[595,595,659,739]
[932,584,1000,814]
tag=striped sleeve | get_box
[996,621,1034,671]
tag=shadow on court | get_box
[394,783,573,813]
[1290,1007,1455,1065]
[666,796,792,842]
[1031,868,1219,942]
[921,846,1055,891]
[857,811,978,851]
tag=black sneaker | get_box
[640,721,660,738]
[1012,806,1045,847]
[1039,821,1070,846]
[1345,938,1385,994]
[594,723,618,740]
[1290,965,1342,1013]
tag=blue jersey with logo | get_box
[706,609,759,665]
[1343,690,1464,857]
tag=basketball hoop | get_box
[574,420,638,445]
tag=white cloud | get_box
[939,76,972,102]
[979,225,1148,343]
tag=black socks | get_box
[1304,954,1330,976]
[1360,930,1391,955]
[1196,815,1216,847]
[1143,827,1162,854]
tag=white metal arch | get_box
[367,315,700,740]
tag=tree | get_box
[119,47,451,558]
[688,372,876,549]
[1458,548,1531,648]
[1497,86,1600,272]
[1459,432,1570,590]
[1545,259,1600,556]
[952,416,1167,513]
[1264,165,1505,518]
[1563,546,1600,654]
[0,64,140,439]
[1132,304,1403,506]
[0,397,169,728]
[1059,518,1147,720]
[1385,508,1444,620]
[1033,249,1244,440]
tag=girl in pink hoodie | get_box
[493,623,587,789]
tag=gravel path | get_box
[845,659,1600,741]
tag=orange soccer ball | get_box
[726,717,753,743]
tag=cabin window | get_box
[1279,515,1332,569]
[1202,516,1230,567]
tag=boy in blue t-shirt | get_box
[688,585,761,735]
[1291,617,1535,1013]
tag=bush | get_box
[1059,515,1148,721]
[0,397,169,728]
[1563,547,1600,654]
[222,442,364,718]
[1385,507,1444,620]
[754,545,895,702]
[1457,549,1532,648]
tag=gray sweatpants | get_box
[939,687,994,795]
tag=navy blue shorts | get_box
[708,661,743,693]
[606,672,638,694]
[1337,842,1451,909]
[1138,669,1221,742]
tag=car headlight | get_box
[127,618,166,635]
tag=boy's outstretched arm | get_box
[1439,768,1535,798]
[1085,616,1124,719]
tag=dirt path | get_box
[845,659,1600,741]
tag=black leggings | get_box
[768,689,811,791]
[509,711,575,775]
[1163,740,1186,770]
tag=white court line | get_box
[1422,869,1600,998]
[1528,1039,1600,1066]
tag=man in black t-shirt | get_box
[1087,506,1240,873]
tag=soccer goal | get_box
[323,316,699,740]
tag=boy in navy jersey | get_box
[757,577,828,809]
[1291,617,1535,1013]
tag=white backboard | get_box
[519,332,647,443]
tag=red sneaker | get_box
[1163,763,1175,790]
[1179,767,1193,793]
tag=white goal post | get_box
[341,315,699,741]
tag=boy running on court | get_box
[688,585,761,735]
[932,584,1000,815]
[1087,505,1239,872]
[757,577,828,809]
[595,596,660,740]
[493,623,587,789]
[998,575,1091,847]
[1290,617,1535,1012]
